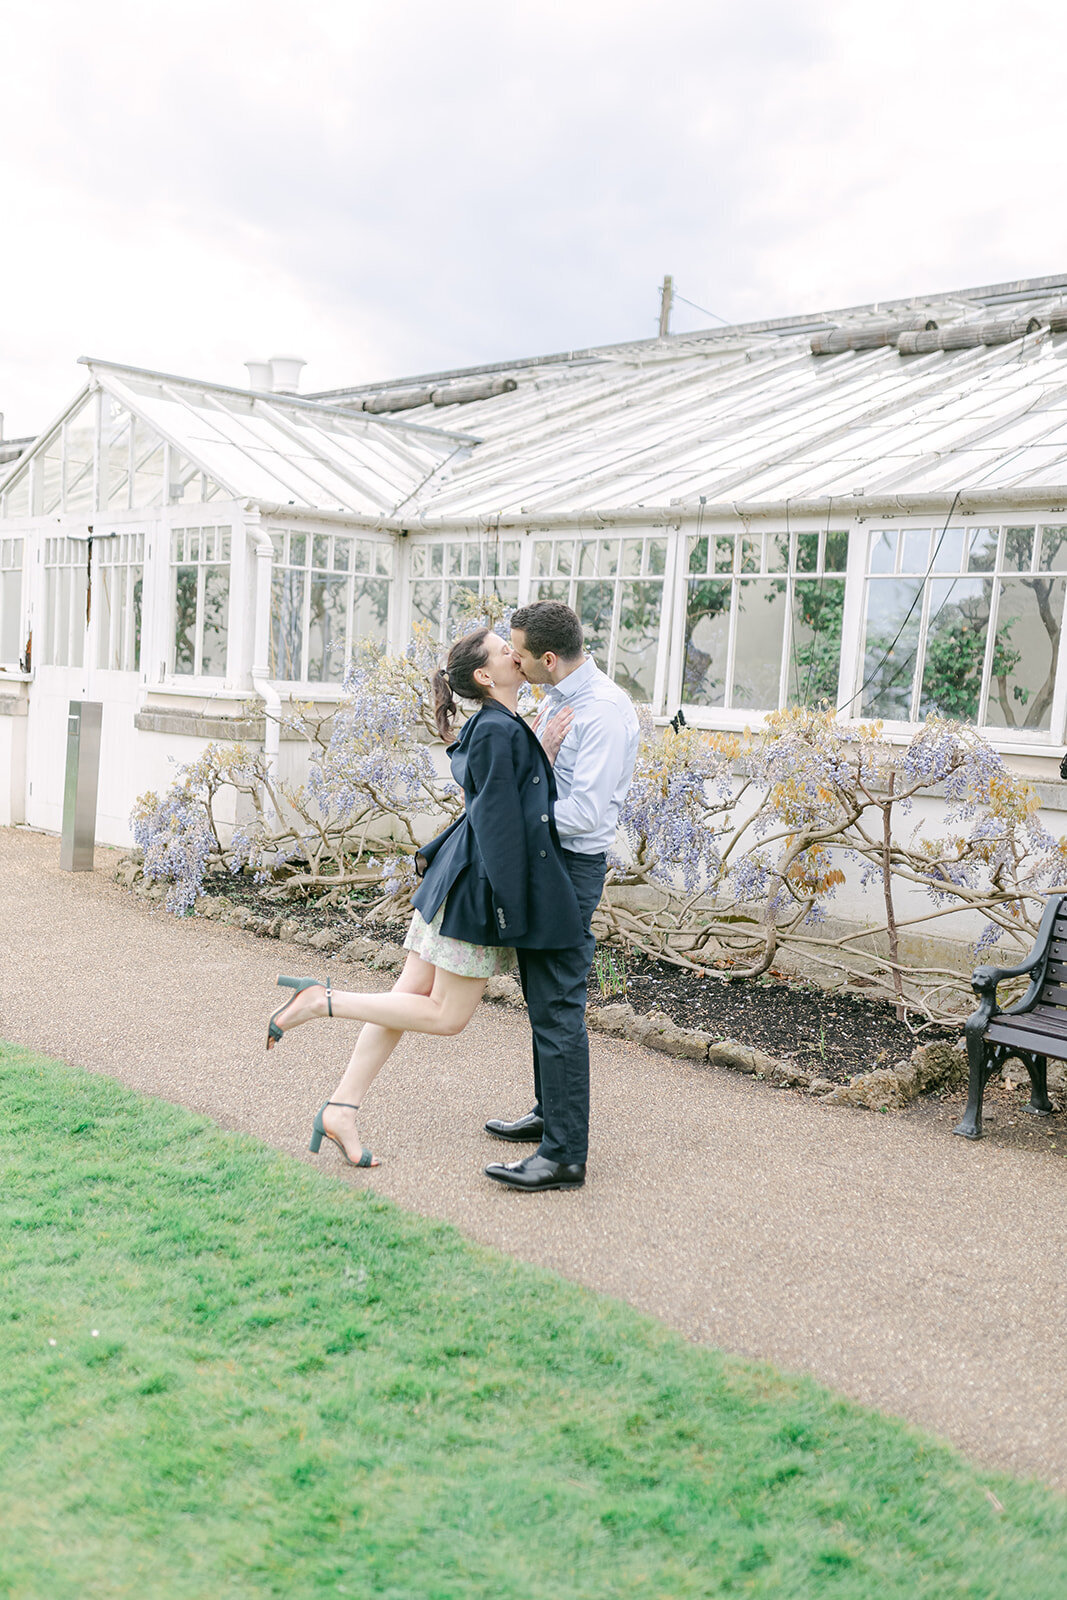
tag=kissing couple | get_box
[266,600,639,1192]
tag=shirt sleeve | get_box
[551,703,629,840]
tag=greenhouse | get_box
[6,271,1067,847]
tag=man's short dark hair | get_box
[510,601,583,661]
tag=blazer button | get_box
[532,775,540,784]
[541,814,549,822]
[539,850,547,858]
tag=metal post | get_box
[59,700,103,872]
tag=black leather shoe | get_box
[484,1111,545,1142]
[485,1154,586,1191]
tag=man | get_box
[484,601,639,1192]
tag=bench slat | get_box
[986,1020,1067,1060]
[1039,983,1067,1006]
[1041,959,1067,983]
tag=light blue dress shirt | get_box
[537,657,640,855]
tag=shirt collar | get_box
[548,656,596,701]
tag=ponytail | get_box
[432,628,492,743]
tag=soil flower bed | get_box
[119,860,1067,1125]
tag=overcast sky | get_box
[1,0,1063,437]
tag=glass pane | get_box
[789,578,845,707]
[931,527,965,573]
[967,527,999,572]
[647,538,667,576]
[984,575,1067,732]
[861,578,923,719]
[173,568,198,674]
[1038,527,1067,570]
[613,582,662,701]
[132,570,143,672]
[269,568,303,679]
[502,541,521,576]
[683,578,731,706]
[576,581,614,666]
[447,581,482,631]
[410,580,441,637]
[41,441,63,516]
[352,578,389,646]
[465,546,483,577]
[740,537,761,574]
[64,409,96,514]
[70,564,87,669]
[449,544,463,576]
[374,545,392,577]
[0,569,22,662]
[307,575,348,682]
[918,577,991,722]
[766,533,788,573]
[578,541,598,577]
[795,533,818,574]
[188,530,200,561]
[598,540,618,577]
[312,535,330,570]
[534,541,553,577]
[555,541,574,577]
[900,529,930,572]
[1002,527,1034,573]
[869,529,897,574]
[430,543,444,576]
[290,533,306,567]
[823,530,849,572]
[621,539,643,577]
[528,580,570,604]
[409,544,426,578]
[96,563,117,669]
[131,434,164,509]
[2,471,30,518]
[714,536,735,573]
[732,579,786,709]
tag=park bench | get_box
[955,893,1065,1139]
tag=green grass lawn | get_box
[1,1042,1065,1600]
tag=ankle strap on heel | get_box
[326,1100,360,1111]
[326,978,333,1018]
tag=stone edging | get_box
[123,867,969,1112]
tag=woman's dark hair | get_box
[432,627,492,742]
[510,600,583,661]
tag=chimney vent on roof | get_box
[245,360,272,391]
[270,356,306,394]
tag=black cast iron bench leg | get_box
[954,1027,1000,1140]
[1024,1054,1054,1119]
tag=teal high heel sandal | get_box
[310,1101,375,1167]
[265,975,332,1050]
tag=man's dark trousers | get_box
[516,849,606,1166]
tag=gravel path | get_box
[2,825,1065,1490]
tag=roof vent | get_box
[810,318,936,356]
[896,317,1041,354]
[269,356,306,394]
[245,359,272,390]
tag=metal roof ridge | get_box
[76,357,479,444]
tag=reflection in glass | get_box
[614,581,662,700]
[824,530,849,571]
[683,577,731,706]
[270,568,303,679]
[410,580,441,636]
[789,578,845,706]
[1039,527,1067,570]
[308,574,347,681]
[576,580,614,667]
[861,578,923,718]
[732,579,786,709]
[931,528,966,573]
[984,575,1066,732]
[200,568,229,676]
[352,579,390,646]
[174,568,197,674]
[869,529,897,574]
[918,577,991,722]
[1002,527,1035,573]
[966,526,999,571]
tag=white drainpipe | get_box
[250,527,281,820]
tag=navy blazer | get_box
[412,699,584,949]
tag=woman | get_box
[264,627,580,1168]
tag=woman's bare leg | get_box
[321,952,435,1163]
[272,963,488,1040]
